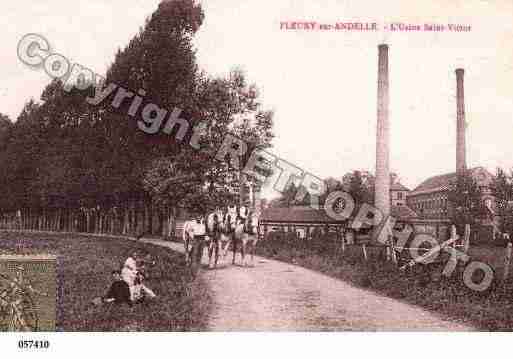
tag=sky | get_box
[2,0,513,198]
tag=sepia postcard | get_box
[1,0,513,357]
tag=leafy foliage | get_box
[273,170,376,210]
[0,0,274,218]
[447,170,485,229]
[491,168,513,233]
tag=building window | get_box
[397,192,403,200]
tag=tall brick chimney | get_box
[374,44,390,219]
[455,68,467,174]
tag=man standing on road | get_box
[191,216,207,272]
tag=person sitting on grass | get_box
[122,251,138,289]
[121,252,157,302]
[102,270,132,306]
[131,271,157,303]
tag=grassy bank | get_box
[256,233,513,331]
[0,231,211,331]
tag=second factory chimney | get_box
[374,44,391,220]
[455,68,467,174]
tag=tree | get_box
[349,170,374,206]
[448,170,485,231]
[0,113,14,211]
[0,0,274,235]
[141,68,274,214]
[491,167,513,234]
[339,170,375,206]
[275,182,299,208]
[0,113,12,145]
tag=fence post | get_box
[450,224,458,272]
[451,225,457,245]
[504,242,512,281]
[463,224,471,253]
[390,235,397,264]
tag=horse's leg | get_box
[189,246,194,266]
[192,237,203,274]
[190,237,198,274]
[218,236,224,259]
[223,237,229,258]
[214,238,220,268]
[208,239,214,268]
[232,235,237,265]
[241,237,246,266]
[249,239,255,266]
[197,238,204,266]
[184,237,190,265]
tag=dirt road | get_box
[141,238,473,331]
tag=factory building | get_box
[405,68,497,240]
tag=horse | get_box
[206,210,224,268]
[205,206,239,266]
[221,207,238,262]
[232,211,259,266]
[185,211,234,269]
[203,206,257,267]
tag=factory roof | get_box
[390,181,410,192]
[260,207,345,224]
[391,204,418,220]
[260,203,418,224]
[408,167,493,196]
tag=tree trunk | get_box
[122,204,129,235]
[148,200,154,235]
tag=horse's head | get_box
[222,211,237,232]
[239,206,248,219]
[211,211,226,232]
[227,205,237,216]
[207,212,217,232]
[244,213,259,235]
[234,217,245,235]
[182,220,195,241]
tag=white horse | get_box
[202,206,259,267]
[233,212,259,266]
[205,206,240,266]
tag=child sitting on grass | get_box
[90,270,132,307]
[131,271,157,303]
[122,252,157,302]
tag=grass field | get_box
[0,231,211,331]
[257,233,513,331]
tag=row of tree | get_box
[0,0,274,236]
